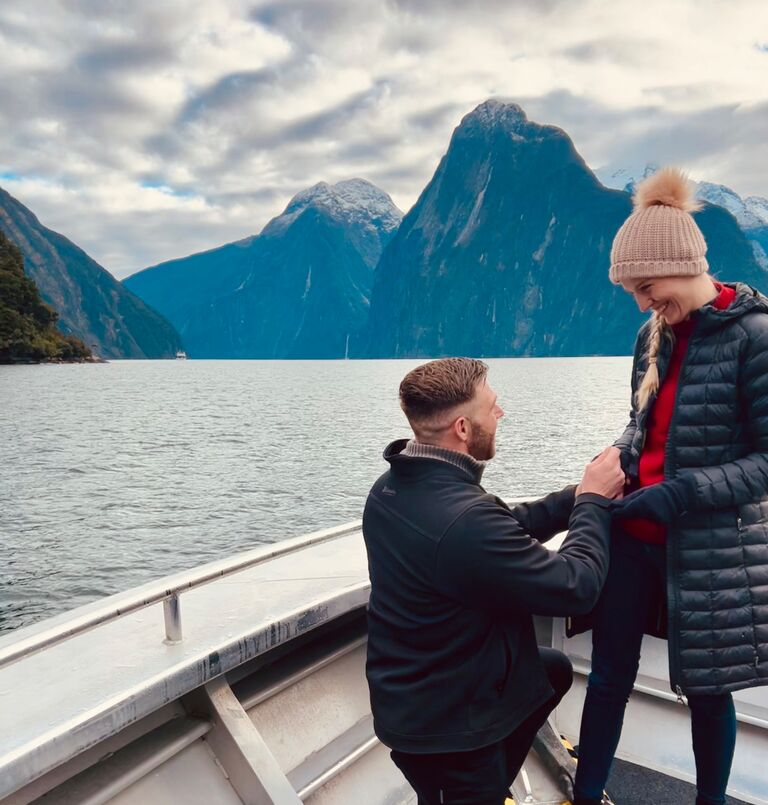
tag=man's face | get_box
[466,381,504,461]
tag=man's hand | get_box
[576,446,630,496]
[611,476,698,525]
[578,447,626,499]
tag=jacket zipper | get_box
[736,514,761,669]
[661,322,698,694]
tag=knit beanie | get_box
[609,167,708,284]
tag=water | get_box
[0,358,631,633]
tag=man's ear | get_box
[453,415,469,443]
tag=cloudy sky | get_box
[1,0,767,278]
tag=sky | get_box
[1,0,767,279]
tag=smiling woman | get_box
[620,275,717,325]
[610,167,718,409]
[570,167,768,805]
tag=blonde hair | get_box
[635,313,674,411]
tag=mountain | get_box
[0,187,182,359]
[0,229,90,362]
[695,182,768,230]
[695,182,768,271]
[120,236,258,337]
[125,178,402,358]
[596,163,660,195]
[363,100,766,358]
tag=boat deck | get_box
[0,526,369,801]
[607,758,749,805]
[0,521,765,804]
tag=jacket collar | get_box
[383,439,485,484]
[693,282,768,333]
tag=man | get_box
[362,358,624,805]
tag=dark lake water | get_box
[0,357,631,632]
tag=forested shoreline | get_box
[0,229,91,364]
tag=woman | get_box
[572,167,768,805]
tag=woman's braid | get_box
[635,313,673,411]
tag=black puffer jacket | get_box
[615,282,768,696]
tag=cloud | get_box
[559,38,664,66]
[388,0,562,13]
[517,90,768,201]
[0,0,766,277]
[252,0,369,37]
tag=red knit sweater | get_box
[623,283,736,544]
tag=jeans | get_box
[391,647,573,805]
[573,533,737,805]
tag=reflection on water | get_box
[0,357,631,632]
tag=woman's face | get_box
[620,276,700,325]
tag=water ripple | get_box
[0,357,631,632]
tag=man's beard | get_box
[467,422,495,461]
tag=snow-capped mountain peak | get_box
[597,165,768,229]
[463,99,529,129]
[595,163,659,193]
[745,195,768,226]
[695,182,767,230]
[270,178,402,236]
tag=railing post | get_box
[0,521,361,669]
[163,593,183,644]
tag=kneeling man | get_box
[363,358,623,805]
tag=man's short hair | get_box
[399,358,489,434]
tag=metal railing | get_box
[0,520,362,671]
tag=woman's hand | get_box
[611,476,698,524]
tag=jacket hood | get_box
[696,282,768,331]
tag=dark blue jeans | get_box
[573,533,737,805]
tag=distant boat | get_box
[175,350,187,360]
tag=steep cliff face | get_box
[0,187,181,359]
[364,101,765,358]
[125,179,402,358]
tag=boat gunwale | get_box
[0,520,362,670]
[0,530,369,799]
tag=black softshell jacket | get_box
[613,283,768,696]
[362,440,612,753]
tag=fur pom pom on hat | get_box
[609,167,708,284]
